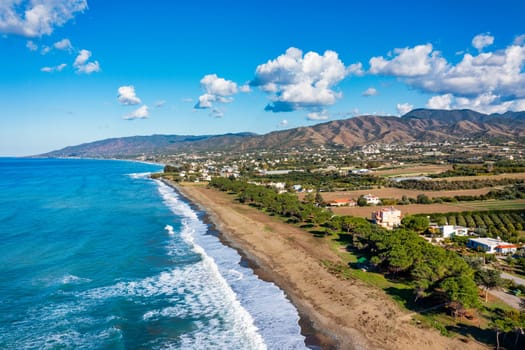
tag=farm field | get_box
[310,187,494,201]
[430,172,525,182]
[330,199,525,217]
[372,164,451,177]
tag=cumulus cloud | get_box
[40,63,66,72]
[472,33,494,51]
[117,85,142,105]
[123,105,149,120]
[362,87,377,96]
[369,44,447,77]
[426,93,453,110]
[0,0,88,37]
[370,34,525,114]
[194,74,238,109]
[53,38,72,51]
[279,119,289,127]
[251,47,351,112]
[73,49,101,74]
[306,110,330,121]
[396,103,413,115]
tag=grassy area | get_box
[452,199,525,210]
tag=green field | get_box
[452,199,525,211]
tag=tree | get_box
[314,190,324,206]
[475,269,503,302]
[357,196,368,207]
[440,275,479,317]
[401,215,429,233]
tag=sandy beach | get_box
[169,181,487,350]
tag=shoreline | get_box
[165,180,486,350]
[167,179,331,349]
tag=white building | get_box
[440,225,469,238]
[363,194,380,205]
[372,207,402,230]
[467,237,518,254]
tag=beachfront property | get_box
[467,237,519,254]
[363,194,380,205]
[439,225,469,238]
[372,207,402,229]
[328,199,357,207]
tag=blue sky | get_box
[1,0,525,156]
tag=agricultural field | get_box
[428,210,525,241]
[430,172,525,182]
[330,200,525,218]
[372,164,451,177]
[312,187,494,201]
[331,203,474,217]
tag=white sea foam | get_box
[127,172,152,179]
[164,224,175,235]
[154,180,308,349]
[61,274,92,285]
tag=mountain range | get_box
[41,109,525,158]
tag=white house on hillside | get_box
[372,207,401,229]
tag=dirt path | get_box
[171,182,487,350]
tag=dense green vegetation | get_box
[209,177,481,311]
[427,210,525,242]
[254,171,386,191]
[430,161,525,178]
[392,178,524,191]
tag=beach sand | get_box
[168,181,487,350]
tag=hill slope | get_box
[41,109,525,158]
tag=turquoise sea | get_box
[0,158,307,349]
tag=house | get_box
[467,237,518,254]
[439,225,469,238]
[363,194,380,205]
[329,199,357,207]
[372,207,402,229]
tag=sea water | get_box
[0,158,307,349]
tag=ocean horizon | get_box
[0,158,307,349]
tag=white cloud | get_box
[123,105,149,120]
[251,47,350,112]
[426,93,520,114]
[182,97,193,103]
[306,110,330,121]
[26,40,37,51]
[239,84,251,93]
[73,49,101,74]
[53,38,72,51]
[472,33,494,51]
[279,119,289,127]
[0,0,88,37]
[194,74,238,109]
[426,93,453,109]
[117,86,142,105]
[396,103,413,115]
[362,87,377,96]
[40,63,66,72]
[370,35,525,114]
[514,34,525,45]
[40,45,51,54]
[369,44,446,77]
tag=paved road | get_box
[489,289,522,309]
[500,271,525,286]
